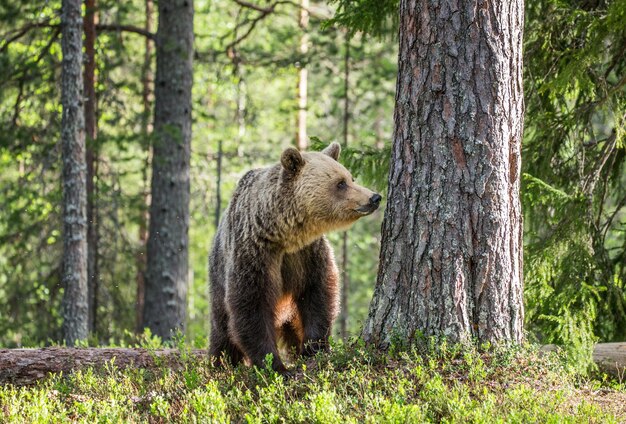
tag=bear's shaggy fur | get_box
[209,142,381,373]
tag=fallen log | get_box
[1,343,624,386]
[590,343,626,377]
[540,343,626,377]
[0,347,207,386]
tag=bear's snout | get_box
[370,193,382,206]
[355,193,382,215]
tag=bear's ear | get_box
[322,142,341,161]
[281,147,305,175]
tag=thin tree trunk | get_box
[215,139,222,230]
[374,107,384,149]
[84,0,99,336]
[340,233,348,339]
[363,0,525,346]
[236,70,246,142]
[295,0,309,150]
[229,23,246,156]
[135,0,154,334]
[144,0,194,340]
[340,35,350,341]
[61,0,89,345]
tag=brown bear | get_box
[209,142,381,374]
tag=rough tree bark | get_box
[84,0,99,335]
[60,0,89,345]
[143,0,194,340]
[363,0,525,346]
[135,0,154,333]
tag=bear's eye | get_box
[337,180,348,190]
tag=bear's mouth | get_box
[354,203,379,216]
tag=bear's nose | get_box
[370,193,382,205]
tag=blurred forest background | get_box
[0,0,624,368]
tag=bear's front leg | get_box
[296,238,340,357]
[227,249,288,374]
[298,285,335,357]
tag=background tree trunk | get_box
[61,0,89,345]
[235,66,246,144]
[215,139,223,230]
[83,0,99,336]
[363,0,525,346]
[143,0,194,340]
[295,0,309,150]
[135,0,154,334]
[339,35,350,341]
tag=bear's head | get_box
[280,142,382,237]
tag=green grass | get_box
[1,341,624,423]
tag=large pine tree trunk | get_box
[60,0,89,345]
[143,0,194,340]
[363,0,525,346]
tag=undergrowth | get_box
[1,339,624,423]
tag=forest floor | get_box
[0,341,625,423]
